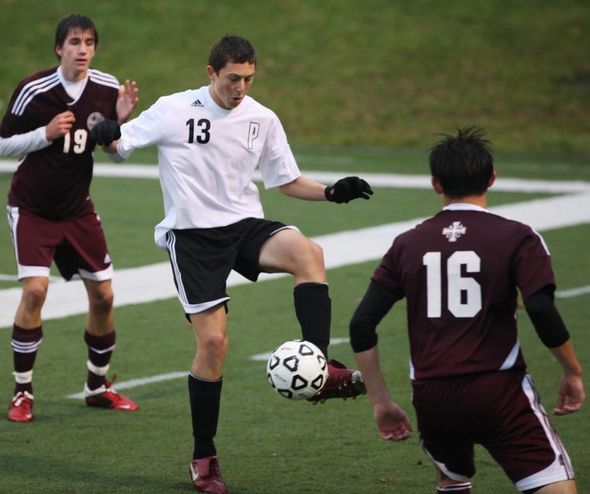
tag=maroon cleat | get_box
[189,456,227,494]
[84,380,139,411]
[7,391,34,423]
[308,359,366,403]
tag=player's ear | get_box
[487,171,496,188]
[206,65,216,81]
[431,177,444,195]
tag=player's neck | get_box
[443,194,487,208]
[60,64,88,83]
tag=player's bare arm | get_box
[355,346,412,441]
[45,111,75,140]
[279,176,327,200]
[524,287,585,416]
[116,79,138,123]
[279,175,374,202]
[550,340,585,416]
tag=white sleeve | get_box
[258,116,301,189]
[0,126,50,156]
[116,98,167,159]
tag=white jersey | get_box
[116,85,301,248]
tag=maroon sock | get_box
[11,324,43,395]
[84,330,116,390]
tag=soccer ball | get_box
[266,340,328,400]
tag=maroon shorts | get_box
[7,206,113,281]
[411,370,574,491]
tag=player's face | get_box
[56,28,96,82]
[207,62,255,109]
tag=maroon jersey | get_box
[1,66,119,219]
[372,204,555,380]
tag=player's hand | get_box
[90,119,121,146]
[553,373,585,416]
[116,79,138,123]
[45,111,75,140]
[325,176,373,203]
[374,401,412,441]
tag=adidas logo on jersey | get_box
[191,99,204,107]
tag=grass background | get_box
[0,1,589,493]
[0,0,589,160]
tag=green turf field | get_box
[0,1,589,493]
[0,163,587,494]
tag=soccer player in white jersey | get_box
[0,13,139,423]
[92,35,373,493]
[350,128,585,494]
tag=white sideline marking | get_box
[1,192,589,329]
[2,160,590,193]
[2,158,583,396]
[66,371,187,400]
[557,285,590,298]
[0,274,19,281]
[64,284,590,399]
[249,337,350,362]
[66,339,352,399]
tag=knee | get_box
[89,287,114,314]
[294,240,325,280]
[309,240,325,264]
[21,283,48,311]
[200,332,228,359]
[296,239,325,268]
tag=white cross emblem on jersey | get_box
[442,221,466,242]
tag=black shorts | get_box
[165,218,291,314]
[412,370,574,491]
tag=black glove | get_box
[324,176,374,203]
[90,119,121,145]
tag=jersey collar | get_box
[442,203,488,213]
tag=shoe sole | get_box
[7,415,34,423]
[308,370,367,403]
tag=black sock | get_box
[293,283,331,358]
[188,373,223,459]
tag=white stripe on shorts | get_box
[166,231,189,305]
[515,375,575,491]
[166,230,230,314]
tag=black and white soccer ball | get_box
[266,340,328,400]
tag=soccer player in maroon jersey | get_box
[349,128,585,494]
[0,14,139,422]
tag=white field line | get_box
[248,337,351,362]
[0,160,588,328]
[67,266,590,399]
[556,285,590,298]
[66,338,352,399]
[1,160,590,193]
[1,159,589,396]
[1,192,589,329]
[66,371,187,400]
[0,274,19,281]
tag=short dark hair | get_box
[55,14,98,58]
[429,127,494,198]
[208,35,256,73]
